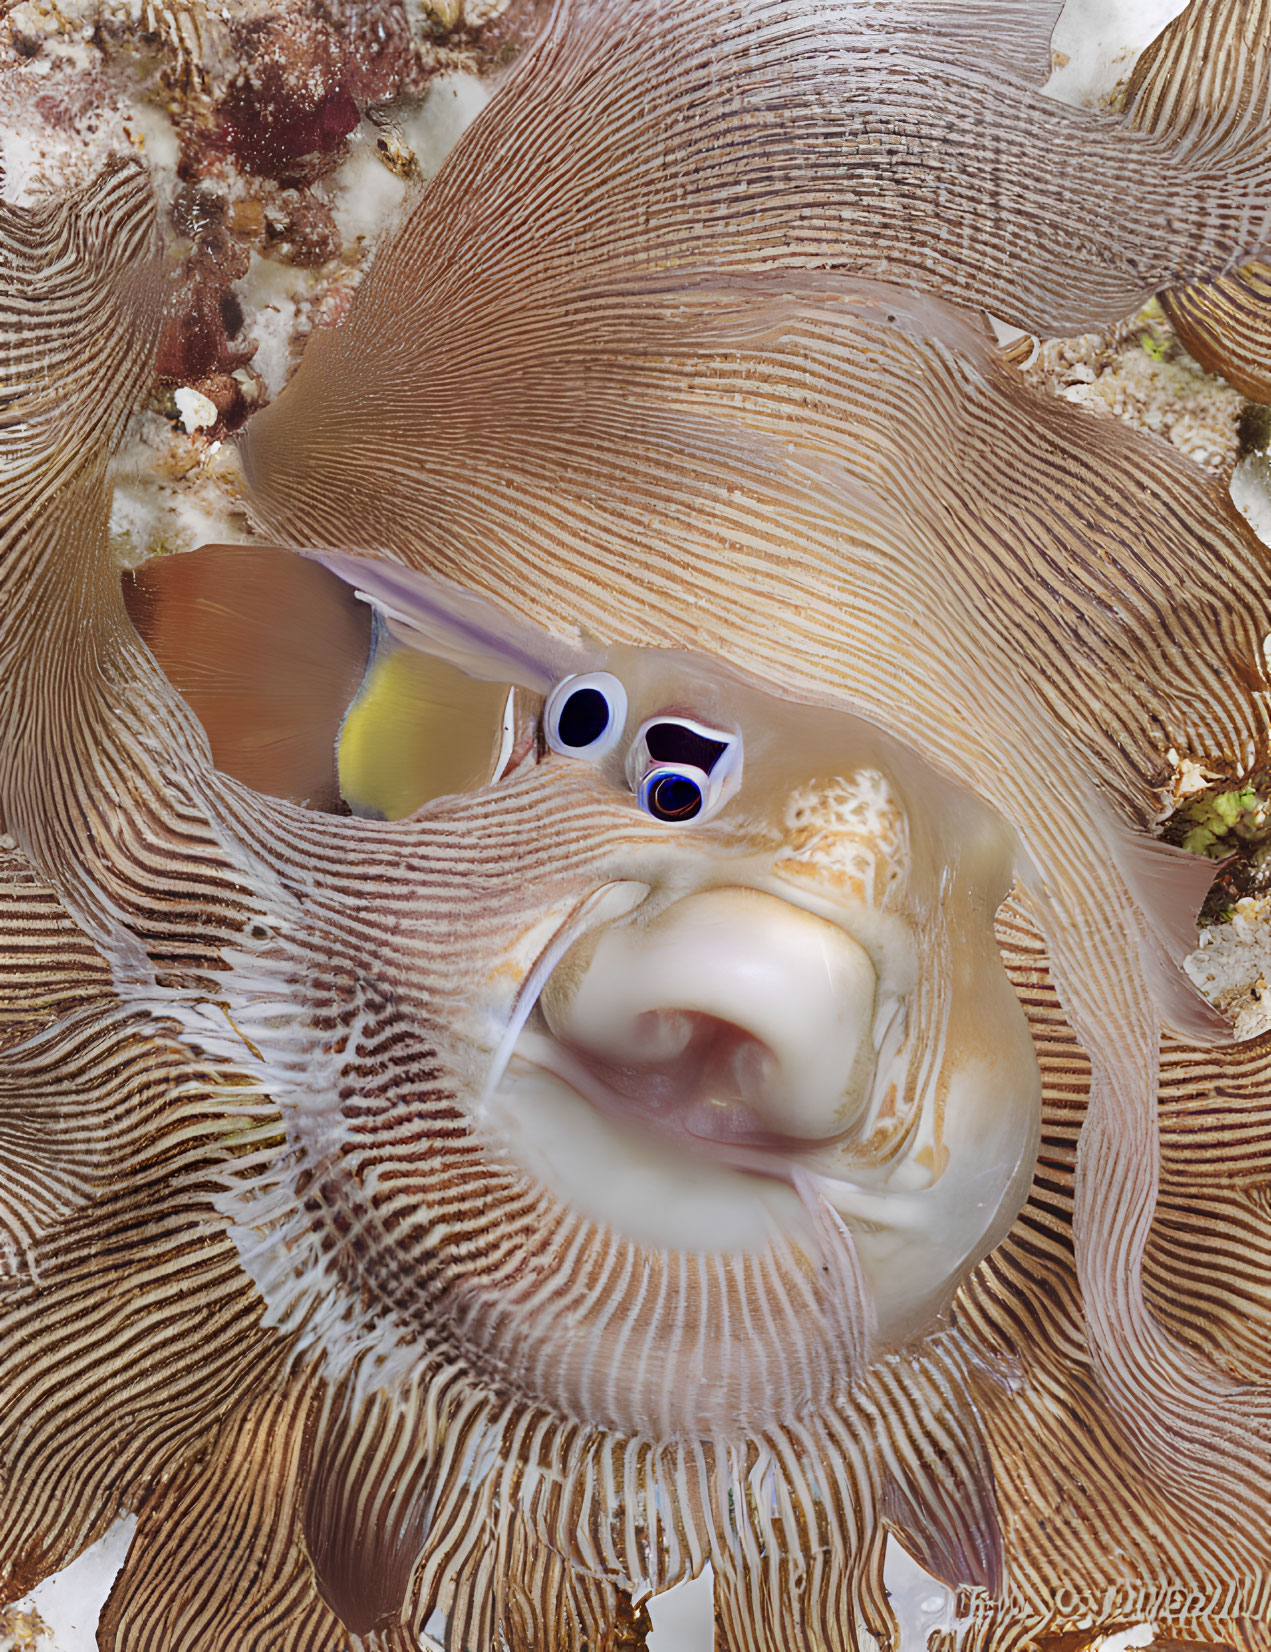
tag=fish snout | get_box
[538,885,878,1147]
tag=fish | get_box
[118,539,1041,1383]
[239,0,1271,1559]
[0,163,1043,1650]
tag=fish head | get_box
[135,546,1040,1431]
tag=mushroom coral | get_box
[6,5,1271,1652]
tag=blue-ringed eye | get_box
[628,714,743,825]
[640,768,706,822]
[544,672,627,760]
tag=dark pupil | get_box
[647,773,703,821]
[557,686,611,748]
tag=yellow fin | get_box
[337,644,513,821]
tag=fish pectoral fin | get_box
[1140,922,1236,1045]
[878,1350,1003,1594]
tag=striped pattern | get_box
[0,850,113,1046]
[0,849,283,1608]
[949,896,1271,1649]
[240,0,1271,1555]
[0,1166,280,1606]
[1128,0,1271,398]
[13,839,1271,1646]
[1126,0,1271,171]
[8,10,1271,1652]
[237,0,1271,343]
[0,159,1027,1650]
[135,0,208,92]
[1161,259,1271,401]
[0,161,249,971]
[99,1377,350,1652]
[188,763,957,1428]
[908,1,1066,88]
[0,169,291,1615]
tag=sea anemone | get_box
[0,171,1034,1640]
[241,0,1271,1583]
[7,2,1271,1648]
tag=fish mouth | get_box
[510,1020,848,1182]
[471,863,1038,1361]
[483,881,895,1252]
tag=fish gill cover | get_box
[4,2,1271,1650]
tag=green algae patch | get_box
[1164,778,1271,926]
[1179,786,1268,858]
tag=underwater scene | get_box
[4,0,1271,1648]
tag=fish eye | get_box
[544,672,628,759]
[629,715,744,824]
[628,713,743,822]
[639,767,706,822]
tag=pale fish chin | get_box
[488,1031,1038,1343]
[482,879,1041,1346]
[485,1050,811,1255]
[808,1045,1043,1341]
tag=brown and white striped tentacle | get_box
[1129,0,1271,401]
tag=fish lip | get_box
[482,879,653,1105]
[507,1024,843,1185]
[491,874,886,1181]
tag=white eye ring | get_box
[627,715,743,823]
[544,672,628,760]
